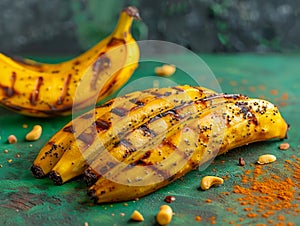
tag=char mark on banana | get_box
[63,125,76,133]
[56,73,72,105]
[0,72,17,99]
[77,129,98,152]
[95,118,111,132]
[29,76,43,106]
[111,107,129,117]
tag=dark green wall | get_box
[0,0,299,55]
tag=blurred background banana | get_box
[0,6,140,117]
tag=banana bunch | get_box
[0,6,140,117]
[31,85,288,203]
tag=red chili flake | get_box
[164,195,176,203]
[239,157,246,166]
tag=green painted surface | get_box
[0,54,299,225]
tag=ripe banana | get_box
[87,94,288,203]
[31,85,217,182]
[31,85,288,203]
[0,6,140,117]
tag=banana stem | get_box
[111,6,140,40]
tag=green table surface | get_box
[0,54,299,226]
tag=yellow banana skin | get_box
[87,95,288,203]
[31,85,217,182]
[0,6,140,117]
[31,85,288,203]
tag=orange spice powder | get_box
[231,158,300,224]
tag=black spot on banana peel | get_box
[31,85,288,204]
[0,6,140,117]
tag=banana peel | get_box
[0,6,140,117]
[31,85,288,203]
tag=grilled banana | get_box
[31,85,288,203]
[31,85,216,183]
[30,87,175,178]
[87,95,288,203]
[7,7,141,73]
[0,6,140,117]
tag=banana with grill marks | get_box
[31,85,288,203]
[87,95,288,203]
[0,6,140,117]
[31,85,217,182]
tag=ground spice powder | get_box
[231,158,300,225]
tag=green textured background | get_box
[1,1,299,55]
[0,54,299,225]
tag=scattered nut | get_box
[239,157,246,166]
[155,64,176,77]
[200,176,224,190]
[156,205,173,225]
[130,210,144,222]
[25,125,42,141]
[164,195,176,203]
[7,135,17,144]
[257,154,276,165]
[4,149,8,153]
[279,142,290,150]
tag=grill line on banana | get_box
[0,6,140,117]
[31,85,288,203]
